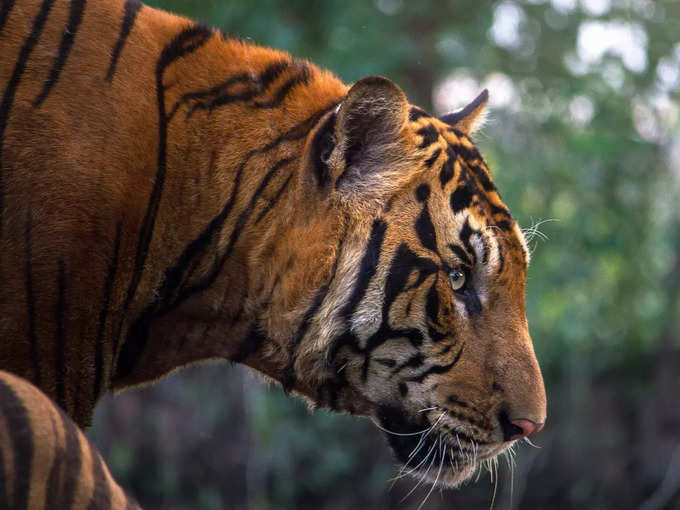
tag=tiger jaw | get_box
[412,439,510,489]
[376,404,511,488]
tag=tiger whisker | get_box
[523,436,541,449]
[450,448,458,475]
[472,438,478,468]
[508,445,516,509]
[489,456,499,510]
[417,441,446,510]
[401,436,439,503]
[390,440,438,484]
[371,420,430,437]
[405,411,445,462]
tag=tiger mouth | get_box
[376,404,509,488]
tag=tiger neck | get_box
[111,33,348,397]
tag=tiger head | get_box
[253,76,546,487]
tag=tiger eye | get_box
[449,269,466,292]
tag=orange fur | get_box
[0,0,545,492]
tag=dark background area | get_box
[88,0,680,508]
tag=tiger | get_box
[0,0,546,492]
[0,369,140,509]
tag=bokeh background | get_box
[87,0,680,508]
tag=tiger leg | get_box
[0,370,140,509]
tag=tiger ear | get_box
[333,76,410,197]
[439,89,489,136]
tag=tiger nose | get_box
[510,419,544,440]
[500,413,544,441]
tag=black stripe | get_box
[335,242,437,381]
[374,357,396,368]
[448,243,472,266]
[282,230,346,392]
[406,345,464,383]
[392,353,424,374]
[24,211,41,386]
[437,343,453,356]
[383,244,438,312]
[489,202,511,218]
[254,172,294,224]
[46,406,82,507]
[415,183,430,202]
[450,180,476,213]
[329,240,439,378]
[45,414,64,505]
[309,111,336,190]
[60,407,82,506]
[363,244,436,355]
[459,217,477,264]
[175,72,251,117]
[94,222,122,401]
[339,219,387,321]
[115,102,338,380]
[55,260,67,411]
[0,0,15,33]
[449,138,481,162]
[496,244,505,275]
[33,0,86,107]
[87,451,111,510]
[495,219,512,231]
[175,104,337,305]
[425,282,440,325]
[113,25,213,367]
[0,0,56,234]
[439,147,456,188]
[253,64,311,108]
[257,60,292,90]
[316,377,342,411]
[170,60,290,117]
[221,157,295,261]
[0,377,33,509]
[105,0,142,82]
[416,124,439,149]
[415,204,437,253]
[423,148,442,168]
[469,161,497,192]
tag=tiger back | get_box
[0,0,546,491]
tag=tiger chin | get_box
[0,0,546,494]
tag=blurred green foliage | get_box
[89,0,680,508]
